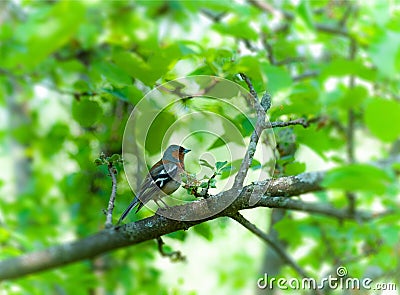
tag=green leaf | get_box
[212,20,258,40]
[200,182,209,188]
[392,162,400,172]
[177,40,203,55]
[285,162,306,175]
[215,161,228,170]
[339,85,368,109]
[166,231,187,241]
[109,154,121,162]
[296,125,342,160]
[199,159,214,169]
[145,111,176,155]
[101,86,143,105]
[321,59,377,81]
[8,1,85,69]
[208,138,226,150]
[0,228,10,243]
[261,63,292,94]
[232,56,263,83]
[277,84,320,117]
[368,31,400,77]
[274,218,302,245]
[40,123,69,157]
[72,99,102,127]
[219,159,242,179]
[181,173,188,184]
[297,0,313,29]
[93,61,132,86]
[101,88,127,101]
[380,226,399,246]
[192,223,213,241]
[220,165,234,173]
[112,51,150,81]
[322,164,391,194]
[209,178,217,188]
[364,98,400,142]
[234,113,255,137]
[250,159,262,170]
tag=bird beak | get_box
[183,148,191,154]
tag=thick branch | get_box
[1,163,397,281]
[0,170,322,281]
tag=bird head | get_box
[163,144,190,163]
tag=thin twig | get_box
[202,172,217,198]
[319,224,341,264]
[239,73,259,102]
[346,37,357,215]
[105,163,117,229]
[275,56,306,66]
[229,212,308,278]
[247,0,294,20]
[241,38,258,52]
[233,75,315,189]
[314,23,350,37]
[346,109,355,162]
[347,38,357,164]
[200,9,227,22]
[293,71,319,81]
[338,3,354,27]
[268,118,310,128]
[234,73,266,189]
[254,196,390,221]
[261,33,276,65]
[261,34,306,66]
[156,237,186,262]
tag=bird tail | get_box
[117,196,142,224]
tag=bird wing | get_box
[139,162,178,200]
[117,162,179,223]
[151,162,179,188]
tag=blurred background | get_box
[0,1,399,294]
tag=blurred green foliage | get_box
[0,0,399,294]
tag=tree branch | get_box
[247,0,294,20]
[200,9,227,23]
[234,74,267,189]
[0,170,321,281]
[156,237,185,262]
[346,37,358,215]
[228,212,308,278]
[338,3,355,27]
[1,156,398,281]
[105,163,117,229]
[293,71,319,82]
[315,23,350,37]
[268,118,310,128]
[256,196,392,221]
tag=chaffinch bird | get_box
[118,144,191,223]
